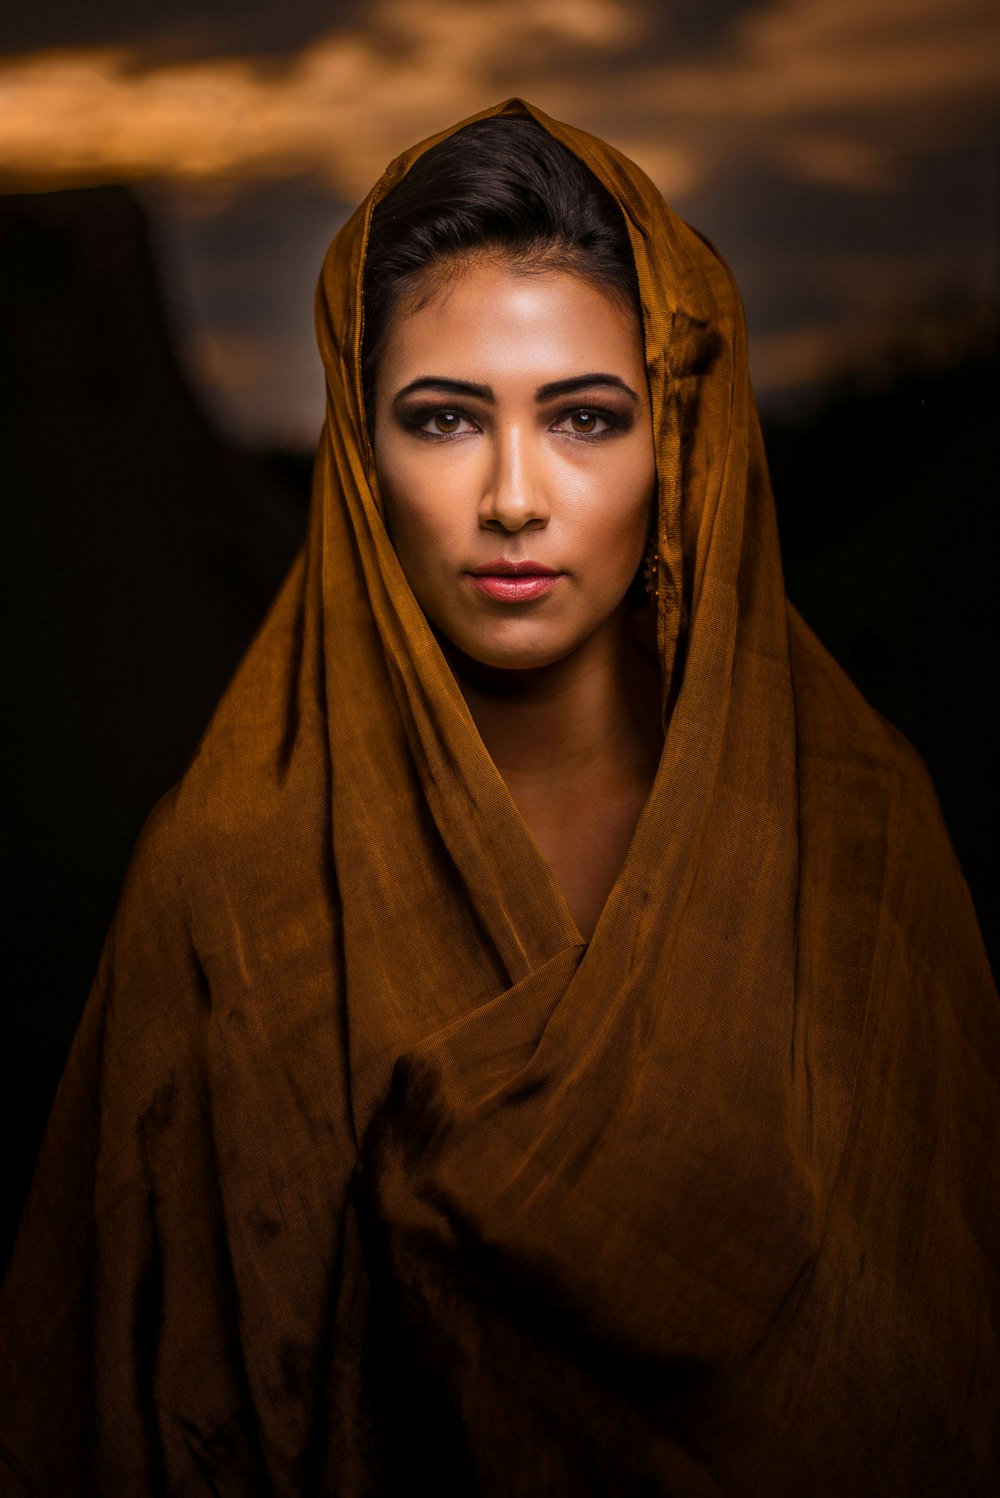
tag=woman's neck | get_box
[447,605,664,799]
[444,604,663,939]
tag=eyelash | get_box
[399,403,627,443]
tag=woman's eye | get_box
[554,408,616,438]
[397,404,478,439]
[419,408,474,437]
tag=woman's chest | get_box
[519,780,651,940]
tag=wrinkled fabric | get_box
[1,98,997,1497]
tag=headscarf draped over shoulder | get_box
[2,99,997,1496]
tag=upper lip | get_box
[468,560,560,576]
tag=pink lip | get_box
[470,574,561,602]
[467,559,563,602]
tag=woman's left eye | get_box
[400,405,478,439]
[553,408,617,438]
[420,408,481,438]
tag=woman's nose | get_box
[478,426,550,532]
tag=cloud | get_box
[0,1,653,195]
[4,0,993,438]
[1,0,996,203]
[621,0,1000,192]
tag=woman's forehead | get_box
[378,259,646,392]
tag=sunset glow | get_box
[2,0,995,440]
[2,0,997,199]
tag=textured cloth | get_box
[1,98,997,1496]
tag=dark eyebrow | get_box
[392,372,640,405]
[393,377,493,402]
[535,374,640,403]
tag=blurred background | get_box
[2,0,998,1271]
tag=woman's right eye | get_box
[428,410,463,435]
[407,407,478,439]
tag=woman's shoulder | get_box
[128,574,324,900]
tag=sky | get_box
[1,0,997,446]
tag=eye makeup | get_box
[395,402,481,440]
[547,402,635,441]
[395,399,634,443]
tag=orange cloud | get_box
[625,0,1000,191]
[0,0,995,199]
[0,1,656,195]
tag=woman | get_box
[1,98,996,1495]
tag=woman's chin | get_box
[428,595,650,679]
[432,621,584,677]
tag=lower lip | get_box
[469,574,562,602]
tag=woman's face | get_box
[372,257,656,671]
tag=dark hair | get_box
[361,116,641,433]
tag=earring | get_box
[642,538,661,604]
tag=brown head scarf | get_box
[2,98,997,1496]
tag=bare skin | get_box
[373,256,663,939]
[452,613,662,939]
